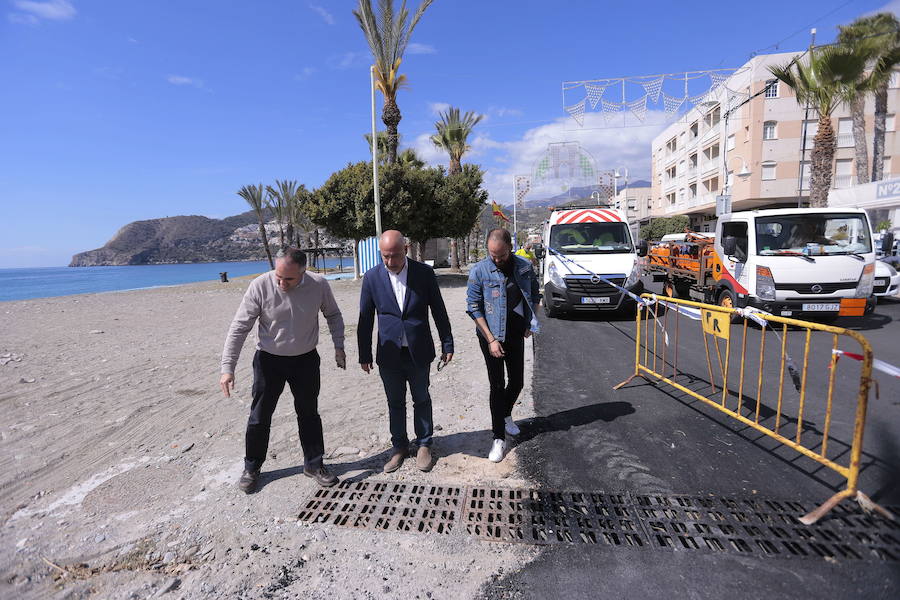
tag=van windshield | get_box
[549,222,633,254]
[755,213,872,256]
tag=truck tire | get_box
[717,288,736,309]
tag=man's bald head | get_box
[379,230,408,273]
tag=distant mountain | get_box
[523,180,651,208]
[69,210,286,266]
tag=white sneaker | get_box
[488,439,506,463]
[504,417,520,436]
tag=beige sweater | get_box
[220,271,345,374]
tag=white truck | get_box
[535,205,646,318]
[648,207,878,321]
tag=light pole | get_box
[370,65,382,237]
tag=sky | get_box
[2,0,898,267]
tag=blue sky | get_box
[2,0,897,267]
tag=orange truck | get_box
[646,208,879,321]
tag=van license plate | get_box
[581,297,611,304]
[802,303,840,311]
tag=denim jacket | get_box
[466,255,540,342]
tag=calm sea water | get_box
[0,258,352,302]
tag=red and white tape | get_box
[832,349,900,379]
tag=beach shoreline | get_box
[0,271,537,599]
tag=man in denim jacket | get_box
[466,228,540,462]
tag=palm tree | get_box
[431,106,484,271]
[354,0,433,164]
[397,147,425,169]
[266,180,297,249]
[364,131,392,165]
[770,47,867,207]
[838,13,900,183]
[430,106,484,175]
[238,184,274,269]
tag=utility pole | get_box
[371,65,383,236]
[796,28,816,208]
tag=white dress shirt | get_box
[387,260,409,347]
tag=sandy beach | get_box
[0,271,538,599]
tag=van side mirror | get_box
[723,235,737,257]
[882,232,895,255]
[637,240,648,257]
[534,243,545,259]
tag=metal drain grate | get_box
[634,494,899,562]
[297,481,462,535]
[462,487,646,547]
[298,482,899,562]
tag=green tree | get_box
[838,13,900,183]
[639,216,690,241]
[364,131,392,165]
[430,106,484,270]
[237,183,274,269]
[770,47,868,207]
[265,180,298,249]
[437,164,489,251]
[353,0,433,164]
[397,147,426,169]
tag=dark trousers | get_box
[378,349,434,450]
[478,332,525,440]
[245,349,324,472]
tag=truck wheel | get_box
[675,282,692,299]
[717,288,736,309]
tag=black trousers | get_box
[245,349,324,472]
[477,332,525,440]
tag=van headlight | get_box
[549,262,566,289]
[624,261,642,287]
[856,263,875,297]
[756,265,776,301]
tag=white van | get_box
[536,205,645,317]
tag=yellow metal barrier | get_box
[614,293,893,525]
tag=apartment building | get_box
[649,51,900,232]
[611,183,652,238]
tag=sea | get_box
[0,258,352,302]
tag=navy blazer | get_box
[358,260,454,369]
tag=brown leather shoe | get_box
[238,469,260,494]
[304,465,338,487]
[383,448,407,473]
[416,446,433,472]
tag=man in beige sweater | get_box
[220,248,345,494]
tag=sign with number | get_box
[702,309,730,340]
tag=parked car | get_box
[874,259,900,300]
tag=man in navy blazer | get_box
[358,230,454,473]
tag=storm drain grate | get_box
[461,487,646,547]
[298,482,899,562]
[297,480,462,535]
[633,494,900,562]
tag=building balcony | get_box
[832,175,853,189]
[837,133,854,148]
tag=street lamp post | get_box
[371,65,382,237]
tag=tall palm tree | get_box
[364,130,393,165]
[431,106,483,271]
[266,180,298,249]
[838,13,900,183]
[238,184,274,269]
[430,106,484,175]
[354,0,433,164]
[770,47,867,207]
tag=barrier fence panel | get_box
[614,294,893,525]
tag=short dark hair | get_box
[486,227,512,247]
[277,247,308,268]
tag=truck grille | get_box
[874,278,890,294]
[564,277,625,297]
[774,282,856,294]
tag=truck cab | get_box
[539,206,645,317]
[714,208,876,319]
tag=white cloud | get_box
[166,74,205,89]
[477,111,668,203]
[8,11,37,24]
[491,106,524,118]
[867,0,900,16]
[294,66,317,81]
[309,4,335,25]
[328,51,369,70]
[407,42,436,55]
[428,101,451,116]
[127,36,138,44]
[10,0,75,21]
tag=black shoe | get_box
[304,465,339,487]
[238,469,260,494]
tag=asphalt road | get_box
[478,285,900,599]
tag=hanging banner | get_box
[627,96,648,122]
[600,99,622,124]
[639,76,664,103]
[564,99,585,126]
[514,175,531,210]
[662,92,684,114]
[585,82,608,109]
